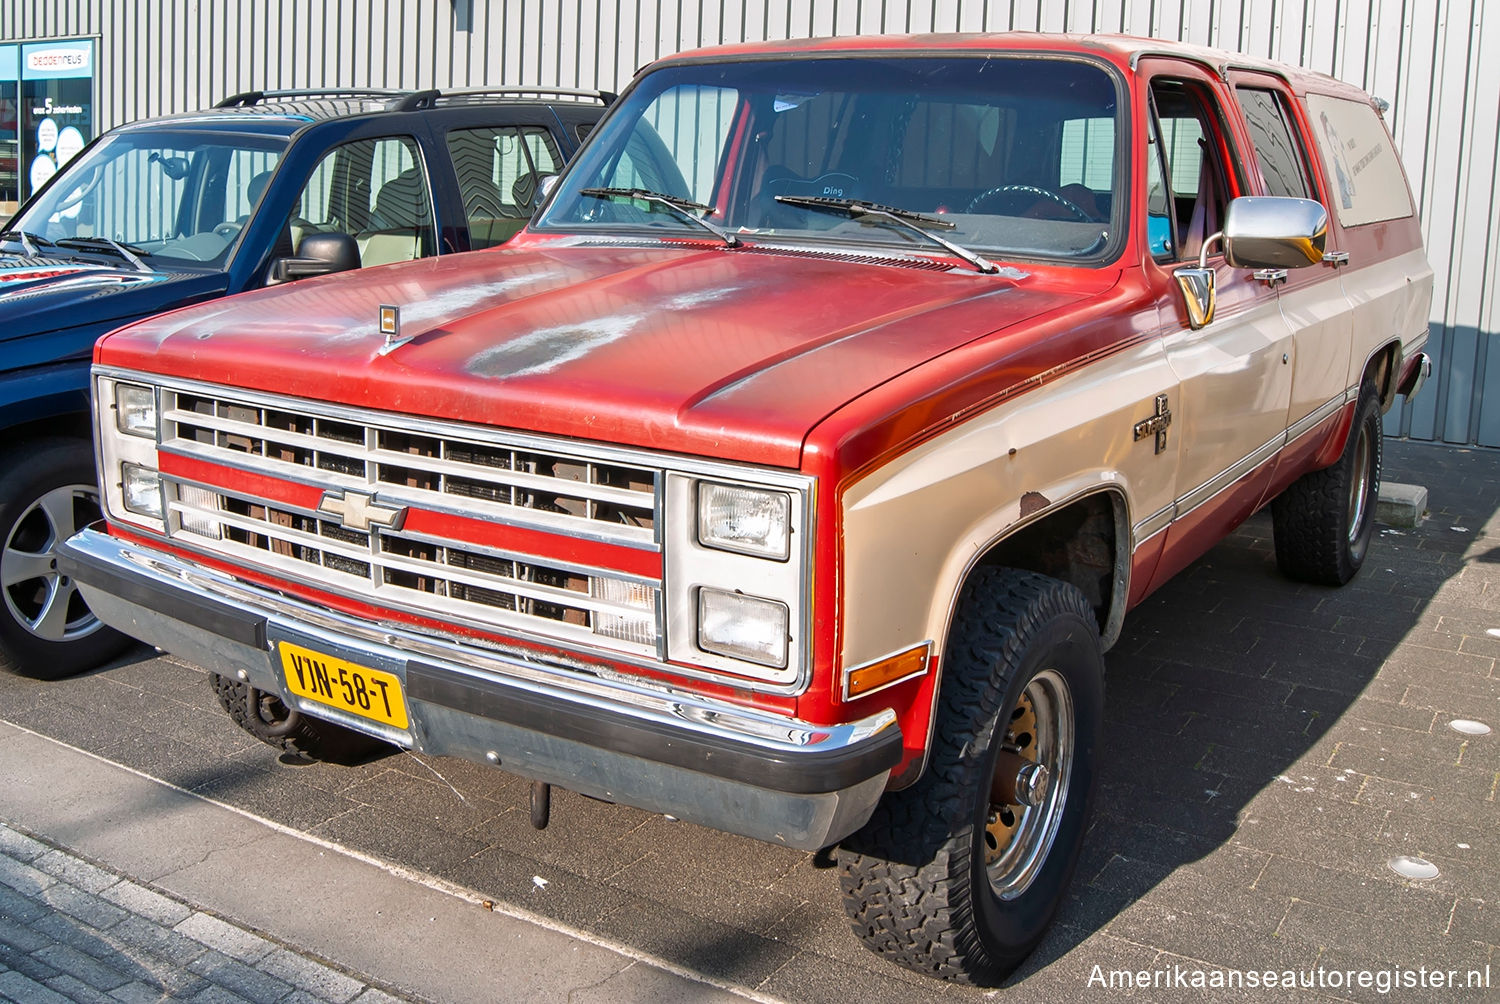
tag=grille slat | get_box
[159,388,663,657]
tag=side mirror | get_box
[271,232,361,284]
[1174,196,1329,329]
[1221,196,1328,269]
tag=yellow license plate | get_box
[279,641,409,730]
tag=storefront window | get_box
[0,47,19,215]
[20,40,95,203]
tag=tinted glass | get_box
[540,56,1121,262]
[13,129,287,267]
[1237,87,1313,199]
[294,136,434,266]
[447,125,563,248]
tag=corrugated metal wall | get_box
[3,0,1495,444]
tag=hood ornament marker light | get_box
[377,303,415,356]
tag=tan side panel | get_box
[1279,270,1354,426]
[1343,247,1434,387]
[840,338,1178,673]
[1160,287,1294,501]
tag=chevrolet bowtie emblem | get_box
[317,489,408,532]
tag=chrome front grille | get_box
[158,388,663,657]
[165,391,657,541]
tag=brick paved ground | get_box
[0,438,1495,1003]
[0,822,407,1004]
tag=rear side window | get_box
[1304,93,1413,226]
[447,125,563,249]
[1236,87,1314,200]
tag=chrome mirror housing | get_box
[1175,267,1216,330]
[1221,196,1328,270]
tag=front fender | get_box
[0,358,93,433]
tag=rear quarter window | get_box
[1304,93,1413,226]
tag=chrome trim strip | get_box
[1176,431,1285,521]
[1286,392,1349,444]
[1131,502,1175,548]
[160,443,658,550]
[72,529,841,729]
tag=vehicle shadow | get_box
[1013,439,1499,988]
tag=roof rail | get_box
[215,88,411,108]
[391,86,617,112]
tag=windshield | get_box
[10,128,287,268]
[539,55,1122,262]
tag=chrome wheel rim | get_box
[984,668,1074,900]
[1347,423,1373,545]
[2,483,104,642]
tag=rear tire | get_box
[212,673,389,764]
[0,439,131,679]
[1272,380,1382,586]
[837,568,1104,985]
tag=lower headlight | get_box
[697,586,788,668]
[121,463,163,519]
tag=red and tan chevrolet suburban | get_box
[61,34,1432,984]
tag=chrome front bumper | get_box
[60,527,900,850]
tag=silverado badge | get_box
[1133,394,1172,454]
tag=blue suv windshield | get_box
[539,55,1122,263]
[11,128,287,268]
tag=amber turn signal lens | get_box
[844,644,930,700]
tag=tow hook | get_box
[248,686,302,737]
[530,780,551,829]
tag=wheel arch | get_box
[895,483,1128,788]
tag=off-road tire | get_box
[212,673,389,764]
[0,438,131,679]
[837,568,1105,985]
[1272,380,1382,586]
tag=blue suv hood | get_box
[0,256,221,346]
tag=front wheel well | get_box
[972,491,1124,648]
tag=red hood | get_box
[97,239,1106,467]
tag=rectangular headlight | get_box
[697,586,788,668]
[114,382,158,439]
[697,482,791,560]
[121,462,163,519]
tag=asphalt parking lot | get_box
[0,438,1495,1003]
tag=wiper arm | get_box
[0,229,55,257]
[55,236,153,272]
[580,187,740,248]
[773,195,1000,274]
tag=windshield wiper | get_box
[55,236,153,272]
[773,195,1000,274]
[580,187,740,247]
[0,229,55,257]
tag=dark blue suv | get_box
[0,86,608,678]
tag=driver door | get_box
[1141,60,1298,585]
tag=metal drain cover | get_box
[1388,855,1440,880]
